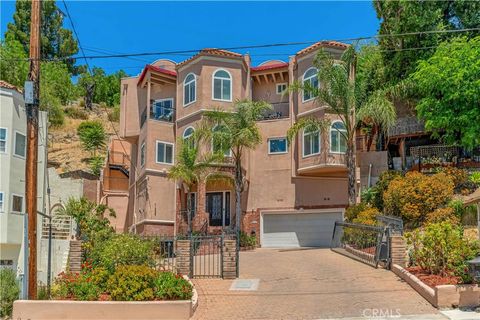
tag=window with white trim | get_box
[276,83,287,95]
[183,73,196,106]
[0,192,4,212]
[140,142,146,167]
[302,67,319,102]
[268,138,288,154]
[330,121,347,153]
[212,70,232,101]
[0,128,6,153]
[12,194,24,213]
[303,127,320,157]
[156,141,174,164]
[183,127,195,148]
[14,132,26,158]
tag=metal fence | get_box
[144,232,238,278]
[331,221,390,268]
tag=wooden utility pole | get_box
[26,0,41,300]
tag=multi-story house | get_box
[0,81,47,273]
[119,41,351,248]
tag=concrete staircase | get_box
[67,240,82,273]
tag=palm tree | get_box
[168,134,223,233]
[287,46,396,205]
[198,100,272,233]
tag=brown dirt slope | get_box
[48,103,119,174]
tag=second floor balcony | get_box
[258,102,289,121]
[150,99,175,123]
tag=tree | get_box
[287,47,396,205]
[77,121,107,156]
[410,36,480,149]
[40,61,78,110]
[374,0,480,84]
[198,100,272,232]
[77,68,127,107]
[168,135,224,231]
[5,0,79,73]
[0,38,29,88]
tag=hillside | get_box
[48,102,119,174]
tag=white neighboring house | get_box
[0,81,47,277]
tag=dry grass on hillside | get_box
[48,103,119,173]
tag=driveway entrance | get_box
[192,249,443,320]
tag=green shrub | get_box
[406,222,479,283]
[154,272,192,300]
[71,279,101,301]
[89,156,104,176]
[383,171,454,228]
[77,120,107,156]
[65,106,89,119]
[371,170,402,211]
[352,207,380,226]
[470,172,480,186]
[360,187,378,206]
[51,271,80,299]
[49,104,65,127]
[90,234,154,272]
[0,269,20,318]
[88,266,110,291]
[108,105,120,122]
[345,203,368,222]
[240,231,257,247]
[107,265,156,301]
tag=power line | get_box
[61,0,135,174]
[11,27,480,62]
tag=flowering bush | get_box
[383,172,454,228]
[154,272,193,300]
[89,234,154,272]
[345,203,368,222]
[437,167,468,187]
[352,207,380,226]
[106,265,156,301]
[425,207,460,225]
[406,222,479,283]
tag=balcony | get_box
[258,102,289,121]
[388,116,425,137]
[297,150,348,176]
[150,100,175,123]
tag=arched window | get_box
[303,126,320,157]
[183,127,195,148]
[212,125,231,157]
[183,73,196,106]
[302,67,319,102]
[330,121,347,153]
[212,69,232,101]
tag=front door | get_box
[206,192,230,226]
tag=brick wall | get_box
[222,239,237,279]
[137,223,174,236]
[242,210,260,244]
[390,235,407,267]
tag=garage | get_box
[261,210,343,248]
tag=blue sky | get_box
[1,1,380,76]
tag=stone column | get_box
[390,235,406,267]
[222,239,237,279]
[176,240,191,276]
[193,181,208,231]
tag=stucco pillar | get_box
[390,235,406,267]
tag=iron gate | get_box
[331,221,390,268]
[148,233,238,279]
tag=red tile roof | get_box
[177,48,242,68]
[0,80,22,93]
[251,62,289,72]
[296,41,349,56]
[137,64,177,85]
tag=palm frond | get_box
[287,117,330,144]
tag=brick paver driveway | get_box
[191,248,443,320]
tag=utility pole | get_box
[26,0,41,300]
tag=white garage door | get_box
[262,211,343,248]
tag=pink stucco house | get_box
[115,41,353,248]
